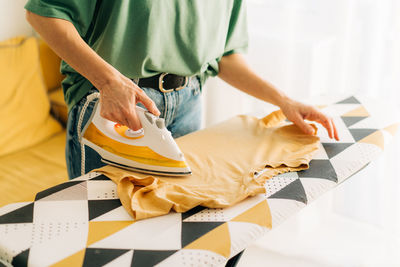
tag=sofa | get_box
[0,36,69,207]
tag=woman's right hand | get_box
[98,72,160,131]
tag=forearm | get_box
[217,53,289,108]
[26,11,117,90]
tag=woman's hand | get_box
[217,54,340,141]
[279,98,339,141]
[98,72,160,131]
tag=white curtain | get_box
[204,0,400,126]
[202,0,400,265]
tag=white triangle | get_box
[72,172,96,181]
[28,222,88,266]
[0,223,33,261]
[266,198,306,227]
[227,221,267,258]
[90,213,182,250]
[155,249,226,267]
[330,143,381,183]
[299,178,336,203]
[38,182,88,201]
[87,180,118,200]
[103,250,133,267]
[316,116,356,143]
[0,202,32,216]
[349,116,378,129]
[91,206,134,222]
[264,175,297,198]
[322,104,361,117]
[312,142,329,160]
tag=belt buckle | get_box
[158,73,188,93]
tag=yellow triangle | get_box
[184,223,231,258]
[342,106,369,117]
[87,221,134,246]
[359,130,384,150]
[50,249,85,267]
[231,200,272,229]
[383,123,399,137]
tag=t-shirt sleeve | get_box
[25,0,98,37]
[223,0,249,56]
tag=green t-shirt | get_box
[25,0,248,111]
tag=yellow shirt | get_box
[97,110,320,221]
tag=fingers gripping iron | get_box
[80,99,192,176]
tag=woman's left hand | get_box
[279,98,339,141]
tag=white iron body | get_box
[81,102,191,176]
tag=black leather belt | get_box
[136,73,189,93]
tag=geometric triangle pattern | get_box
[35,181,84,201]
[0,203,34,224]
[0,96,398,267]
[335,95,360,104]
[341,116,366,127]
[131,250,178,267]
[88,199,122,221]
[82,248,130,267]
[322,143,354,158]
[231,200,272,228]
[86,221,134,246]
[268,179,308,204]
[38,182,88,202]
[349,128,378,142]
[181,222,225,248]
[103,250,133,267]
[11,249,30,267]
[184,223,231,258]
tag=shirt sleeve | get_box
[223,0,249,56]
[25,0,99,37]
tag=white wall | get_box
[0,0,33,41]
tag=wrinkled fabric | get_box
[97,110,320,220]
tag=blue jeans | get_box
[65,76,202,179]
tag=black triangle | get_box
[268,179,307,204]
[297,159,338,182]
[336,96,360,104]
[35,181,83,201]
[131,250,177,267]
[181,221,224,247]
[322,143,354,158]
[181,205,207,221]
[0,203,34,224]
[82,248,130,267]
[90,174,111,181]
[349,129,377,142]
[11,249,30,267]
[88,199,122,220]
[341,116,366,128]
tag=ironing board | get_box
[0,95,398,267]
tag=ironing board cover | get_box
[0,96,398,267]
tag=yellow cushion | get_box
[0,131,68,207]
[39,39,64,91]
[49,87,68,125]
[0,36,62,157]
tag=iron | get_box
[81,101,192,176]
